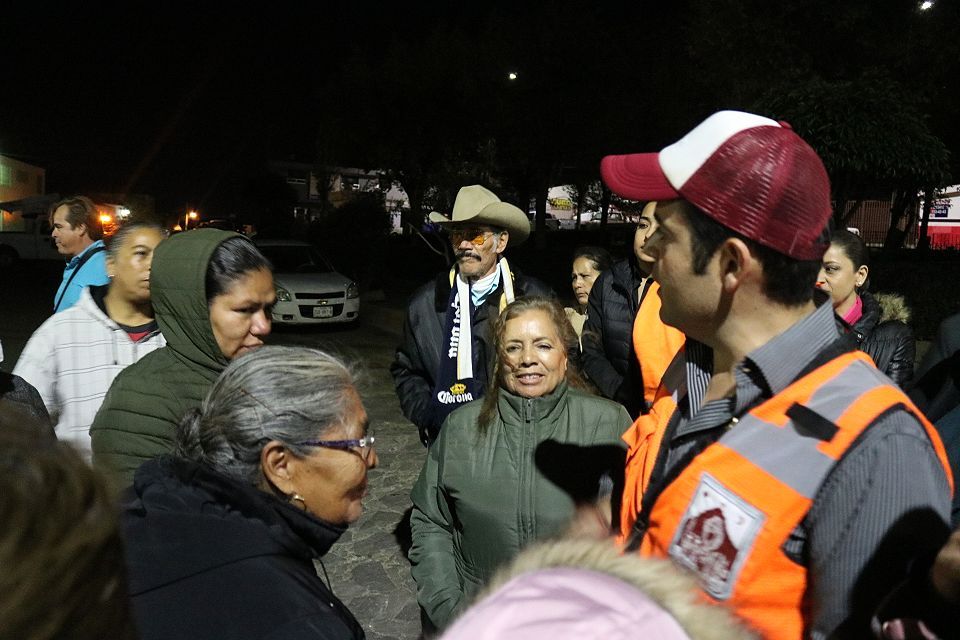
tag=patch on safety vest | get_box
[668,473,765,600]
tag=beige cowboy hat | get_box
[429,185,530,246]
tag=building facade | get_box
[0,154,45,203]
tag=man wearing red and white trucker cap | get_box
[606,111,952,639]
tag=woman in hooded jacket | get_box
[91,229,275,489]
[15,221,167,462]
[817,229,915,386]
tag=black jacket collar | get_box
[123,456,346,593]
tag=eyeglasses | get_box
[449,228,495,246]
[298,430,376,460]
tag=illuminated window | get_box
[0,165,11,186]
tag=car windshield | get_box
[257,244,334,273]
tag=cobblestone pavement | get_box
[272,307,423,640]
[1,266,423,639]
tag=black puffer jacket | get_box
[391,266,552,444]
[122,457,365,640]
[909,311,960,423]
[581,258,648,418]
[840,291,915,387]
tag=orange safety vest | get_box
[632,281,686,408]
[637,350,953,640]
[619,355,683,541]
[618,285,686,542]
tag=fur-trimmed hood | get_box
[441,538,753,640]
[850,291,912,340]
[841,290,916,386]
[872,292,911,325]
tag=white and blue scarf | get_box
[429,258,516,440]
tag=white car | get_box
[254,239,359,325]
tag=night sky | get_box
[3,3,487,211]
[4,2,958,216]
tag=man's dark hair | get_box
[48,196,103,241]
[205,236,272,304]
[680,203,825,307]
[0,414,136,639]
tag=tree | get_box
[312,2,671,238]
[755,74,950,248]
[306,192,392,286]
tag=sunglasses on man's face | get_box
[449,228,496,246]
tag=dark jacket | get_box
[909,311,960,525]
[390,265,552,443]
[0,371,53,438]
[91,229,241,490]
[840,291,915,387]
[910,311,960,423]
[581,258,648,418]
[409,382,631,629]
[122,456,364,640]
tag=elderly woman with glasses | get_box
[121,346,375,640]
[409,297,631,632]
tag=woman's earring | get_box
[290,493,306,510]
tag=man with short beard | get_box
[607,111,951,638]
[391,185,552,446]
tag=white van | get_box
[0,197,62,267]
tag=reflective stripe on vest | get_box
[639,350,953,640]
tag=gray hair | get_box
[175,345,358,485]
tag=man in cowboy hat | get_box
[391,185,552,445]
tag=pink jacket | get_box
[441,567,692,640]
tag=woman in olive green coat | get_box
[409,297,631,630]
[90,230,275,490]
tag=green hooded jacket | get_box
[91,229,242,490]
[408,382,630,629]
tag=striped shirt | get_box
[14,285,165,461]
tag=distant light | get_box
[188,210,198,219]
[920,1,934,9]
[117,206,131,219]
[99,214,112,224]
[508,72,518,81]
[173,224,183,232]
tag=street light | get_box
[507,71,518,81]
[184,210,198,230]
[919,1,934,9]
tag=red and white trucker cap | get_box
[600,110,832,260]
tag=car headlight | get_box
[276,287,292,302]
[346,282,359,299]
